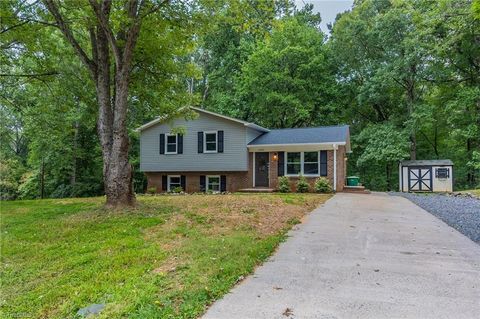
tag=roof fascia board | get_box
[137,106,270,133]
[135,116,167,132]
[248,142,346,148]
[191,107,269,132]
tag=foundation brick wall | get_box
[146,171,249,193]
[269,152,279,189]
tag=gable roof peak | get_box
[136,106,270,133]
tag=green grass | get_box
[461,189,480,196]
[1,193,329,319]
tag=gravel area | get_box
[390,192,480,243]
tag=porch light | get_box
[272,152,278,161]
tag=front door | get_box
[255,152,269,187]
[408,167,432,192]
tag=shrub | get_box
[314,177,332,193]
[170,186,183,194]
[296,175,310,193]
[146,187,157,195]
[278,176,291,193]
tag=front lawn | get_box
[461,188,480,197]
[1,193,329,319]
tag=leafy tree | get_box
[195,0,284,116]
[236,16,336,128]
[331,0,479,190]
[330,0,434,160]
[2,0,198,206]
[355,124,409,190]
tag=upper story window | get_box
[165,134,177,154]
[204,131,217,153]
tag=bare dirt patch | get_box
[145,194,329,238]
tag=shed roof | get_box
[248,125,350,146]
[400,159,454,166]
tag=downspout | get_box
[333,144,338,192]
[252,151,256,188]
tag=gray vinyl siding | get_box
[246,127,263,143]
[140,112,250,172]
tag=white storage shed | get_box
[399,160,454,193]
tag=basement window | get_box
[167,175,181,191]
[207,176,220,192]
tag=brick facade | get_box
[264,146,347,192]
[146,146,347,193]
[146,171,250,193]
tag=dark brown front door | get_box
[255,152,269,187]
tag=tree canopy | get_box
[1,0,479,200]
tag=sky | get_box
[295,0,354,34]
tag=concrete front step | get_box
[238,188,275,193]
[343,185,371,194]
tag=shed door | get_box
[408,167,432,192]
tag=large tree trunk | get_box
[94,22,135,208]
[103,67,135,207]
[44,0,148,207]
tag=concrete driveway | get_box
[203,193,480,319]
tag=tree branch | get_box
[121,0,143,67]
[0,21,29,34]
[42,0,97,77]
[0,72,58,77]
[88,0,122,66]
[140,0,170,18]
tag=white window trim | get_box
[206,175,221,193]
[203,131,218,153]
[165,133,177,154]
[285,151,320,177]
[167,175,181,191]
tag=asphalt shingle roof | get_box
[248,125,349,145]
[400,160,454,166]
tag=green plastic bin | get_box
[347,176,360,186]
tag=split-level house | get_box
[138,107,351,193]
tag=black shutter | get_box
[198,131,203,153]
[278,152,285,176]
[220,175,227,192]
[180,175,186,191]
[200,175,206,192]
[159,134,165,154]
[320,151,327,176]
[161,175,167,191]
[218,130,224,153]
[177,134,183,154]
